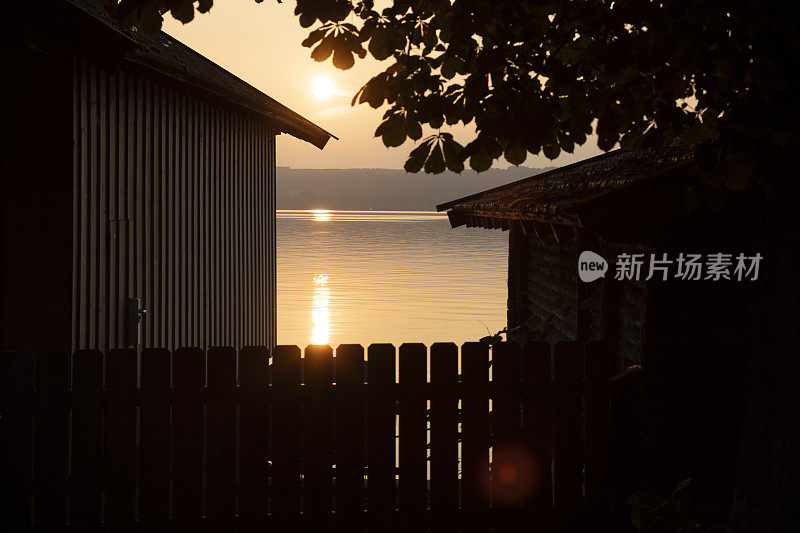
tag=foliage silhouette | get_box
[93,0,798,191]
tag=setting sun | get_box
[310,76,335,100]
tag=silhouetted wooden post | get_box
[366,344,396,531]
[553,342,583,533]
[335,344,366,531]
[271,345,302,529]
[70,349,103,530]
[239,345,270,530]
[34,351,69,527]
[104,348,138,528]
[0,351,34,527]
[491,342,524,528]
[461,342,490,530]
[206,346,237,528]
[522,342,553,530]
[140,348,171,529]
[398,343,428,530]
[430,342,459,530]
[172,347,205,528]
[304,344,335,530]
[585,341,614,532]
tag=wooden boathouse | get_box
[1,0,335,353]
[437,146,758,515]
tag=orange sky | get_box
[163,0,602,169]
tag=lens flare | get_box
[481,443,541,506]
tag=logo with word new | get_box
[578,251,608,282]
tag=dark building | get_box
[1,0,334,353]
[438,147,758,511]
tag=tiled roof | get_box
[437,146,695,230]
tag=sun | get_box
[310,76,335,100]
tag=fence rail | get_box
[0,341,626,531]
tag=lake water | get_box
[277,210,508,347]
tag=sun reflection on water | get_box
[310,209,333,222]
[311,273,331,345]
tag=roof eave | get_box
[64,0,336,150]
[446,206,578,229]
[278,123,337,150]
[446,158,696,242]
[124,52,336,149]
[436,149,626,212]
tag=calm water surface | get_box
[277,210,508,347]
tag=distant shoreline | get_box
[277,165,551,211]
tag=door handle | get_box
[126,297,147,347]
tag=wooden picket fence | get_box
[0,341,628,531]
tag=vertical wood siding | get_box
[617,280,646,366]
[510,233,647,368]
[524,238,579,343]
[72,57,276,352]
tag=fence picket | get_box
[522,342,553,530]
[461,342,490,530]
[335,344,366,531]
[553,342,583,533]
[271,345,302,529]
[0,351,34,527]
[585,341,614,532]
[70,349,103,529]
[398,343,427,530]
[366,344,396,531]
[609,364,643,523]
[140,348,171,528]
[491,342,524,528]
[34,351,69,527]
[172,347,205,527]
[430,342,458,530]
[304,344,335,530]
[104,348,138,527]
[0,339,623,531]
[206,346,237,526]
[239,345,270,530]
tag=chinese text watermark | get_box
[579,251,762,282]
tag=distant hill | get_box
[276,166,552,211]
